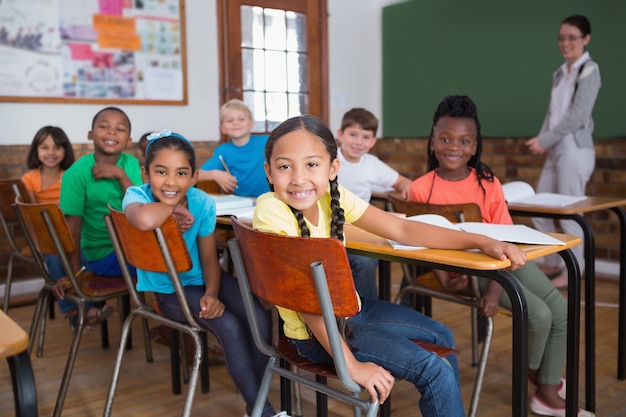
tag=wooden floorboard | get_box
[2,264,626,416]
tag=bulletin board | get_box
[0,0,187,105]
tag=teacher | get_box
[526,14,601,290]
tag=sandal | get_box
[87,304,114,326]
[65,310,94,335]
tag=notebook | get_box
[501,181,587,207]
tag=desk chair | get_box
[12,199,131,417]
[104,208,210,417]
[0,309,37,417]
[196,179,234,272]
[228,218,459,417]
[0,179,35,313]
[386,194,493,417]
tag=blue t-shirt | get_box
[122,184,216,294]
[200,135,269,198]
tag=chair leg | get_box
[103,312,137,417]
[291,366,303,417]
[27,288,48,357]
[200,332,210,394]
[52,306,87,417]
[467,316,494,417]
[315,375,328,417]
[3,254,15,313]
[170,328,182,395]
[279,360,293,414]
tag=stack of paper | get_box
[213,195,255,218]
[502,181,587,207]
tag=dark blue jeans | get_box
[291,298,464,417]
[155,270,276,417]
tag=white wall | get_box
[0,0,403,145]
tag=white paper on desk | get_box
[387,214,565,249]
[212,195,254,211]
[215,205,256,220]
[502,181,587,207]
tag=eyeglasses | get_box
[557,35,584,42]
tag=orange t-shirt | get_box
[407,168,512,225]
[21,168,63,204]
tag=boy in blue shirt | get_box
[198,99,269,198]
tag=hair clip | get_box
[144,129,192,155]
[147,129,173,141]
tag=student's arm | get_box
[197,234,224,319]
[352,205,527,270]
[197,169,238,193]
[301,312,395,403]
[392,174,412,199]
[25,190,37,204]
[91,162,135,192]
[124,201,194,233]
[480,281,502,317]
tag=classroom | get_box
[1,0,625,416]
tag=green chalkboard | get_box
[382,0,625,139]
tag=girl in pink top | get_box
[21,126,75,204]
[408,95,593,417]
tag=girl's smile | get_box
[265,129,339,222]
[430,116,477,181]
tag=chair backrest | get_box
[105,207,198,327]
[229,217,360,317]
[0,179,29,223]
[13,198,75,256]
[387,194,483,223]
[106,207,192,274]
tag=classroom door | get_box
[218,0,328,134]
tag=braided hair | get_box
[265,115,345,241]
[426,95,495,203]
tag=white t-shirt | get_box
[337,150,399,202]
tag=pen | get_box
[64,265,87,289]
[218,155,232,175]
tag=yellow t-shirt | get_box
[253,184,369,339]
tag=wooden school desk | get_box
[508,196,626,411]
[0,309,38,417]
[345,225,582,417]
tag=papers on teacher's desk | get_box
[388,214,565,250]
[213,195,255,220]
[501,181,587,207]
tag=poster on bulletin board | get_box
[0,0,187,104]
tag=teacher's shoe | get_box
[530,395,594,416]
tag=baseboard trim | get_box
[0,277,44,298]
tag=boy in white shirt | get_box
[336,108,412,299]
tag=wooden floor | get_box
[2,265,626,417]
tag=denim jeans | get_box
[155,270,276,417]
[291,298,464,417]
[348,253,379,300]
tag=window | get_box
[218,0,327,134]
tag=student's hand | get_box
[172,204,194,233]
[92,162,124,180]
[525,137,547,155]
[348,361,395,404]
[479,292,500,317]
[214,171,238,193]
[198,293,224,319]
[53,277,69,299]
[481,240,527,270]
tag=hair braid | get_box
[289,206,311,237]
[329,178,345,241]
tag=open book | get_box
[388,214,565,250]
[212,195,255,219]
[501,181,587,207]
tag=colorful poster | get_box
[0,0,185,102]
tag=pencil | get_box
[218,155,232,175]
[64,265,87,289]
